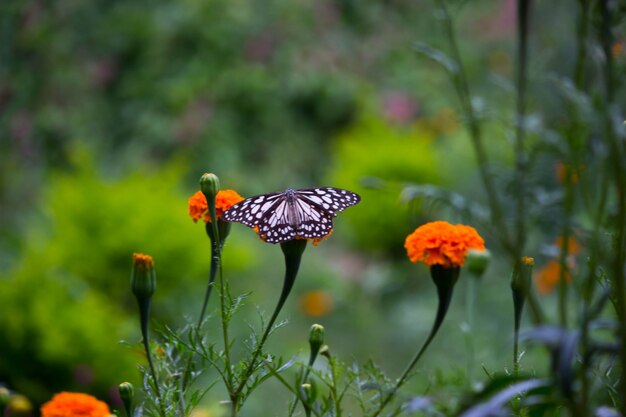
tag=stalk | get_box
[232,239,307,413]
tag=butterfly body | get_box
[223,187,360,244]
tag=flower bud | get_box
[308,324,325,355]
[0,387,9,406]
[6,395,32,417]
[200,173,220,200]
[130,253,156,301]
[118,382,134,417]
[301,383,314,404]
[465,249,491,278]
[319,344,331,359]
[511,256,534,294]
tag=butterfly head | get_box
[284,188,296,203]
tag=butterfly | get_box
[222,187,361,243]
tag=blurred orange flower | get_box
[534,260,571,295]
[613,41,624,58]
[299,290,334,317]
[41,392,110,417]
[555,162,581,184]
[404,221,485,268]
[555,235,581,256]
[188,190,244,223]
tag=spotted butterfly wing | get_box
[222,187,360,243]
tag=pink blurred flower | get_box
[382,92,418,124]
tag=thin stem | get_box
[434,0,513,256]
[371,266,457,417]
[514,0,530,260]
[288,353,318,417]
[232,242,304,410]
[330,357,342,417]
[558,171,574,328]
[214,226,234,391]
[598,2,626,414]
[183,233,221,390]
[198,236,220,329]
[138,300,166,417]
[464,276,476,384]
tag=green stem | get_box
[138,299,166,417]
[434,0,513,256]
[371,266,458,417]
[288,351,318,417]
[330,357,342,417]
[514,0,530,260]
[558,170,574,328]
[232,240,306,410]
[198,231,220,328]
[183,230,221,390]
[598,2,626,413]
[464,276,476,384]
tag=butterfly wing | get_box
[295,187,361,216]
[223,187,360,244]
[292,197,334,239]
[222,192,283,227]
[256,199,297,243]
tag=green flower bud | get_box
[301,383,314,404]
[118,382,134,417]
[319,344,331,359]
[200,173,220,200]
[465,249,491,278]
[0,387,10,407]
[6,395,32,417]
[308,324,325,355]
[130,253,156,300]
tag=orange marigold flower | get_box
[299,290,334,317]
[188,190,244,223]
[554,235,581,256]
[535,260,571,295]
[41,392,110,417]
[404,221,485,268]
[555,162,581,184]
[613,41,624,58]
[132,253,154,269]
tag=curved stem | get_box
[434,0,513,256]
[198,233,220,328]
[464,276,476,384]
[371,266,458,417]
[288,351,318,417]
[514,0,530,261]
[232,240,306,410]
[138,299,166,417]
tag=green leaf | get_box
[414,42,459,75]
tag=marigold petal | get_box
[188,189,244,223]
[405,221,485,268]
[41,392,110,417]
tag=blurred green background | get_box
[1,0,621,415]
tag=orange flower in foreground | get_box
[41,392,110,417]
[535,260,571,295]
[404,221,485,268]
[188,190,244,223]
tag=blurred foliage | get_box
[0,151,255,404]
[1,0,625,414]
[327,115,441,254]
